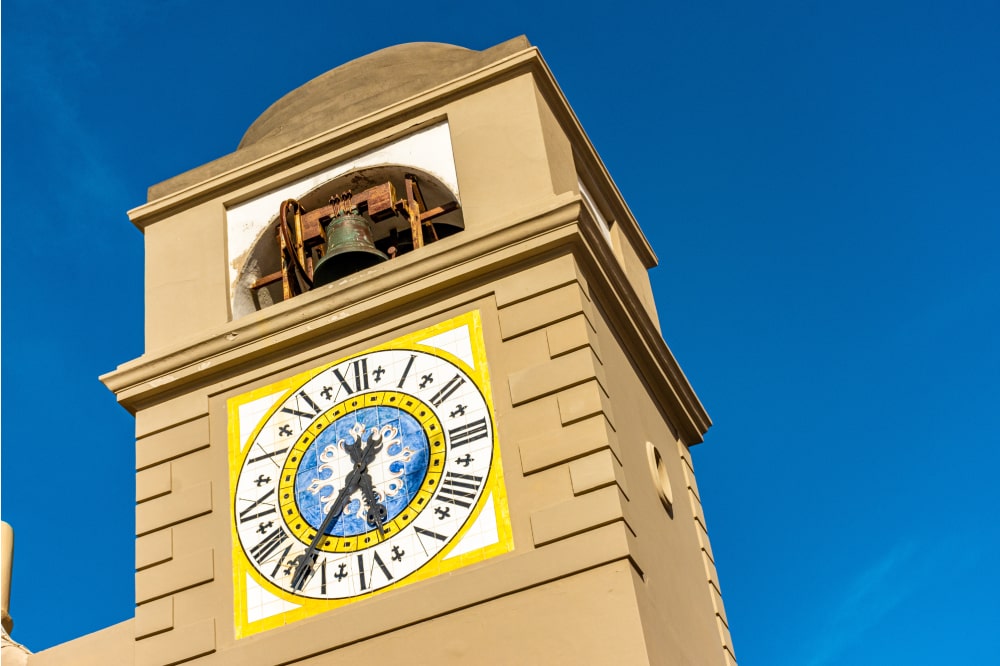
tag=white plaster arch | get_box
[226,122,461,319]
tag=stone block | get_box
[557,379,614,427]
[684,462,702,501]
[716,615,736,657]
[687,487,707,531]
[493,254,578,307]
[695,517,716,563]
[136,463,172,503]
[505,394,562,443]
[530,485,625,546]
[508,347,603,406]
[499,328,552,375]
[136,529,173,571]
[519,414,618,474]
[702,550,723,595]
[135,393,208,439]
[134,597,173,640]
[135,618,215,666]
[545,312,599,360]
[136,549,214,604]
[568,449,619,495]
[676,437,696,474]
[498,283,590,340]
[710,583,729,628]
[136,416,209,471]
[136,482,213,536]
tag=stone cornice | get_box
[102,193,709,443]
[103,195,584,406]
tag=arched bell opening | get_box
[232,165,463,319]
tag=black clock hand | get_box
[356,428,388,534]
[290,429,385,590]
[317,428,384,537]
[358,473,388,536]
[290,467,363,590]
[344,433,364,465]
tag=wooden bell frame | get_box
[250,173,459,302]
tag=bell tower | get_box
[35,37,736,666]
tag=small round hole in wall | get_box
[645,442,674,515]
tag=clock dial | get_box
[228,312,512,636]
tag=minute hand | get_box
[290,466,363,590]
[291,434,381,589]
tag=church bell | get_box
[311,211,389,287]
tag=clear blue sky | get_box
[3,1,998,663]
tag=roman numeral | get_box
[281,391,322,420]
[357,550,394,591]
[332,358,370,396]
[413,525,449,556]
[320,558,327,595]
[435,471,483,509]
[448,418,489,448]
[397,354,416,388]
[429,374,466,407]
[270,542,293,578]
[414,526,448,541]
[371,550,392,582]
[239,488,276,523]
[247,447,288,465]
[249,528,288,564]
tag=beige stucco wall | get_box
[586,296,728,665]
[293,563,650,665]
[100,248,728,665]
[29,621,133,666]
[144,200,229,350]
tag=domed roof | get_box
[147,37,529,201]
[239,39,528,151]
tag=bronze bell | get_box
[312,212,389,287]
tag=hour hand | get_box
[360,428,385,465]
[343,426,365,464]
[291,469,362,589]
[346,426,383,466]
[358,473,388,535]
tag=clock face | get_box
[228,312,512,637]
